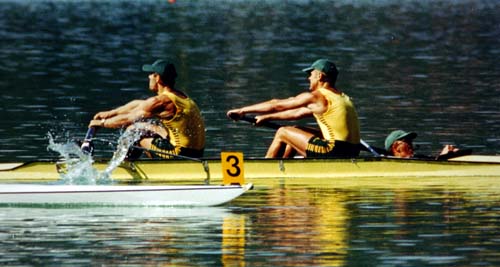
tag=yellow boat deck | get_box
[1,156,499,184]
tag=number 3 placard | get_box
[221,152,244,185]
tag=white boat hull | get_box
[0,183,253,207]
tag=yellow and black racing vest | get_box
[313,88,360,144]
[159,91,205,150]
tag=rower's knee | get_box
[274,126,295,139]
[274,127,287,140]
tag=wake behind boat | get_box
[0,183,253,207]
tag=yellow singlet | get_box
[159,91,205,151]
[313,88,360,145]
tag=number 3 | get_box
[225,155,241,177]
[221,152,244,185]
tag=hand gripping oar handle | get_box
[228,113,281,130]
[228,113,383,157]
[80,127,97,155]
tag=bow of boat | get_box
[0,183,253,207]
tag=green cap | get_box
[302,59,338,79]
[142,59,177,79]
[384,130,417,151]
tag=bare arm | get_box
[255,107,312,123]
[227,92,319,119]
[89,96,175,128]
[93,99,144,120]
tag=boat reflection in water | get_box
[245,186,350,266]
[1,175,499,266]
[0,205,247,265]
[222,215,247,266]
[229,177,499,266]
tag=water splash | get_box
[47,127,143,185]
[101,128,142,178]
[47,133,100,185]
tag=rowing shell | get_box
[0,183,253,206]
[1,155,499,183]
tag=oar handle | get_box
[81,127,97,155]
[83,127,97,142]
[228,113,281,130]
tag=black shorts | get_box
[149,136,204,159]
[126,132,203,160]
[306,137,360,158]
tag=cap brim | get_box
[302,66,314,72]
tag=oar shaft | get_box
[81,127,97,155]
[83,127,97,142]
[360,139,381,157]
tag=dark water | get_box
[1,0,499,266]
[0,181,499,266]
[0,0,499,160]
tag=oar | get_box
[228,113,281,130]
[228,113,384,157]
[360,139,381,157]
[80,127,97,155]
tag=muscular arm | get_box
[255,107,312,123]
[93,100,144,120]
[89,96,175,128]
[228,91,325,121]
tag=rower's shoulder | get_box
[150,94,173,103]
[138,95,173,112]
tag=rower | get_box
[227,59,361,159]
[87,59,205,160]
[384,129,471,160]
